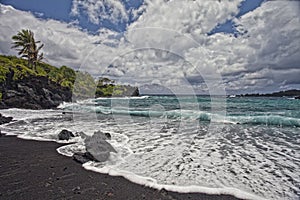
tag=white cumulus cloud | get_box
[71,0,129,24]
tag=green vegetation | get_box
[96,80,137,97]
[11,29,44,71]
[0,55,95,96]
[73,71,96,98]
[0,55,138,99]
[0,55,76,87]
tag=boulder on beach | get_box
[104,132,111,140]
[72,152,96,164]
[75,131,87,139]
[85,131,116,162]
[58,129,75,140]
[93,130,111,140]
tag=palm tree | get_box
[11,29,44,71]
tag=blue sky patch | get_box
[208,0,265,36]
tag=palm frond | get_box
[11,29,44,69]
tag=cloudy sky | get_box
[0,0,299,94]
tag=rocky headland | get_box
[0,55,139,109]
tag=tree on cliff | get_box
[11,29,44,71]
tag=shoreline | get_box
[0,135,241,200]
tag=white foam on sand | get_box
[0,108,60,121]
[82,163,265,200]
[56,142,86,157]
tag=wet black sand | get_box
[0,135,241,200]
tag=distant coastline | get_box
[141,90,300,99]
[236,89,300,98]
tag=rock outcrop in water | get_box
[0,113,12,136]
[73,152,96,164]
[71,131,116,164]
[0,113,13,125]
[85,131,116,162]
[58,129,75,140]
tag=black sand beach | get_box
[0,135,241,200]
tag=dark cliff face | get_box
[0,73,140,110]
[0,74,140,109]
[0,65,140,109]
[0,71,72,109]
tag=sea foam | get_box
[83,163,265,200]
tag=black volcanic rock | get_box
[58,129,75,140]
[73,131,114,163]
[104,132,111,140]
[85,131,117,162]
[72,152,96,164]
[0,73,72,109]
[93,130,112,140]
[0,113,13,125]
